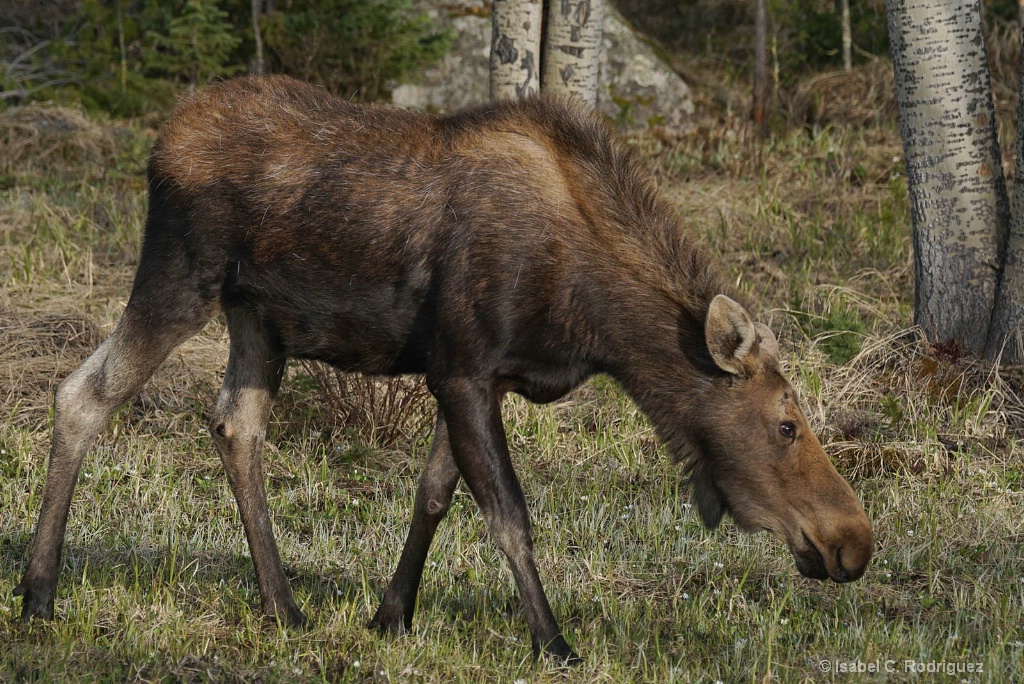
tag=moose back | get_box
[16,75,872,661]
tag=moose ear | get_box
[755,322,779,360]
[705,294,759,375]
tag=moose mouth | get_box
[792,532,830,581]
[792,531,861,583]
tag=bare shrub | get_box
[300,361,431,449]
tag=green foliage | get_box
[791,296,866,365]
[769,0,890,79]
[147,0,241,86]
[3,0,450,115]
[263,0,451,101]
[29,0,180,116]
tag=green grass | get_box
[2,102,1023,683]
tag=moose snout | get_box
[830,527,873,583]
[797,515,873,583]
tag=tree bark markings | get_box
[887,0,1009,356]
[542,0,604,106]
[490,0,543,100]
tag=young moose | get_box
[16,76,872,661]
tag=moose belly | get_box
[227,259,434,374]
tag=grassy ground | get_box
[1,75,1023,682]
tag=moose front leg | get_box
[431,377,579,663]
[370,413,460,634]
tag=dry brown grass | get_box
[786,57,898,128]
[0,307,103,426]
[0,104,137,179]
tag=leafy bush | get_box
[147,0,241,87]
[769,0,890,80]
[263,0,451,101]
[3,0,450,115]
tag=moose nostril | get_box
[833,547,852,583]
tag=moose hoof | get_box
[13,582,55,622]
[267,602,308,629]
[538,635,582,665]
[368,600,410,636]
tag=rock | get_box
[391,2,693,131]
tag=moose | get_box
[15,75,872,662]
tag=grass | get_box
[1,87,1024,682]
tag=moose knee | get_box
[425,497,450,517]
[208,414,233,448]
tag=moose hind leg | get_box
[370,413,460,634]
[16,308,208,621]
[209,307,303,626]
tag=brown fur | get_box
[16,76,871,662]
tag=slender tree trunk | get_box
[840,0,852,71]
[542,0,605,106]
[490,0,543,100]
[116,0,127,91]
[752,0,769,137]
[251,0,264,75]
[886,0,1009,356]
[985,48,1024,361]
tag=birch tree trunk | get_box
[490,0,543,100]
[542,0,605,107]
[886,0,1009,356]
[752,0,768,137]
[840,0,852,71]
[251,0,264,75]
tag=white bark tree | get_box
[541,0,605,106]
[752,0,769,137]
[886,0,1018,359]
[840,0,852,71]
[251,0,265,75]
[490,0,543,100]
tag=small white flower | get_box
[682,592,690,600]
[353,660,360,668]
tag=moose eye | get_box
[779,422,797,440]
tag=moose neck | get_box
[583,223,737,465]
